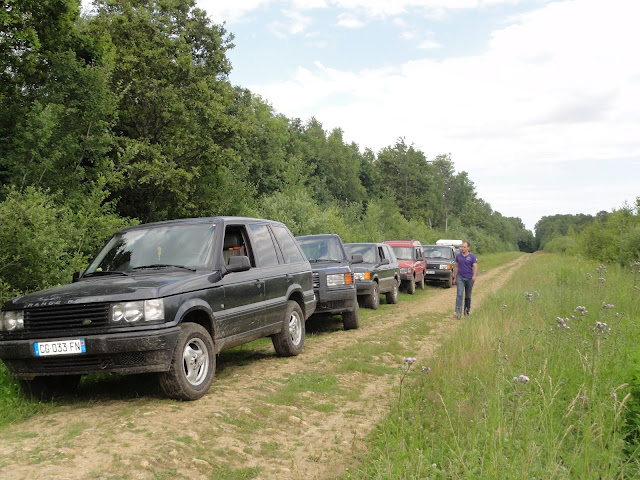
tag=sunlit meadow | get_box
[346,253,640,479]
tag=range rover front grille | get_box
[24,303,110,333]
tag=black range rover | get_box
[422,244,456,288]
[0,217,316,400]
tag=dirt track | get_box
[0,254,529,480]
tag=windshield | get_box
[297,237,345,262]
[85,224,216,273]
[344,244,376,263]
[391,246,415,261]
[423,246,453,259]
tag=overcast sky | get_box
[86,0,640,232]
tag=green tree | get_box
[376,138,428,221]
[0,0,118,204]
[85,0,238,222]
[294,118,366,205]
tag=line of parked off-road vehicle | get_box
[0,216,459,401]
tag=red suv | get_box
[383,240,426,294]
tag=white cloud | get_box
[417,38,441,49]
[292,0,329,9]
[336,13,366,28]
[269,9,314,37]
[195,0,522,26]
[196,0,273,23]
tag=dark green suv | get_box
[0,217,316,400]
[343,243,400,309]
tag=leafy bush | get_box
[545,234,578,254]
[0,186,133,303]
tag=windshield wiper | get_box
[131,264,197,272]
[309,258,340,263]
[84,270,130,277]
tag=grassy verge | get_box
[476,250,523,271]
[344,253,640,479]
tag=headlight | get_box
[111,299,164,324]
[0,310,24,331]
[400,268,413,274]
[353,272,371,281]
[440,265,451,270]
[326,273,353,287]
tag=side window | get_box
[378,246,385,261]
[384,246,395,263]
[222,226,254,267]
[272,225,306,264]
[248,224,279,267]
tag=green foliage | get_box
[0,0,118,202]
[376,138,429,221]
[535,213,598,250]
[539,202,640,266]
[256,190,350,238]
[545,232,578,254]
[84,0,241,222]
[0,187,86,297]
[0,186,133,302]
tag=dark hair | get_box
[463,241,471,248]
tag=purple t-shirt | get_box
[455,252,477,278]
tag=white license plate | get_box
[34,339,86,357]
[426,270,436,274]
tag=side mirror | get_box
[225,256,251,273]
[351,254,363,264]
[379,258,390,266]
[72,271,83,283]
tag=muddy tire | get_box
[342,299,360,330]
[272,301,305,356]
[159,323,215,401]
[364,282,380,309]
[418,276,425,290]
[19,375,81,400]
[445,273,453,288]
[385,279,399,304]
[406,277,416,294]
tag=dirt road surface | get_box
[0,255,528,480]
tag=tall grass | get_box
[347,253,640,479]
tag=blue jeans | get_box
[455,276,474,315]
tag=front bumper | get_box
[424,268,453,281]
[314,288,357,315]
[0,327,180,378]
[399,273,415,282]
[354,280,376,296]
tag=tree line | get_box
[535,202,640,267]
[0,0,535,302]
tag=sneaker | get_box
[453,312,461,319]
